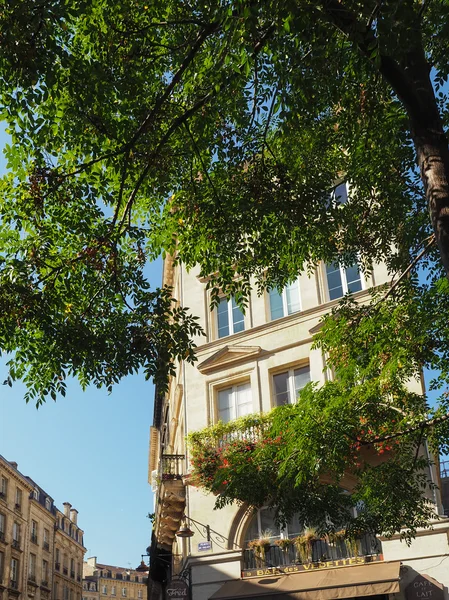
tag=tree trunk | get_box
[403,48,449,277]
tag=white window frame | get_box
[111,587,116,596]
[29,553,36,577]
[216,296,245,338]
[244,507,302,545]
[0,512,5,535]
[102,586,107,595]
[45,498,51,510]
[122,588,127,597]
[325,262,364,301]
[272,366,310,407]
[13,522,20,542]
[33,489,39,501]
[216,382,252,423]
[15,487,22,507]
[268,279,301,321]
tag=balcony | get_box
[10,580,19,589]
[71,571,75,579]
[31,533,38,544]
[55,562,60,571]
[0,530,5,542]
[63,567,68,575]
[28,574,37,585]
[155,455,186,547]
[242,533,382,577]
[41,581,49,589]
[15,503,21,512]
[43,541,50,551]
[12,539,21,550]
[77,575,81,582]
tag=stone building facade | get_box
[83,557,147,600]
[0,456,85,600]
[148,251,449,600]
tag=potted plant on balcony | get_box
[248,530,272,567]
[327,529,345,547]
[274,537,293,552]
[344,534,359,558]
[295,528,317,564]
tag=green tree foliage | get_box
[1,0,449,534]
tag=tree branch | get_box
[360,411,449,446]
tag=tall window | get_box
[273,366,310,407]
[138,592,142,599]
[102,586,107,595]
[0,513,5,539]
[31,520,38,543]
[325,262,362,300]
[331,182,348,206]
[45,497,51,511]
[33,489,39,501]
[54,581,59,600]
[11,558,19,585]
[111,587,116,596]
[218,383,252,423]
[216,297,244,338]
[269,280,301,320]
[43,559,49,582]
[122,589,127,597]
[13,522,20,542]
[15,488,22,508]
[43,528,50,549]
[64,586,69,600]
[0,477,7,499]
[29,553,36,579]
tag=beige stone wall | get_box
[83,560,147,600]
[0,457,33,599]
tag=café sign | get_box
[242,555,381,579]
[406,574,444,600]
[166,579,189,598]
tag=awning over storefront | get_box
[209,561,401,600]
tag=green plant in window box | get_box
[274,538,293,552]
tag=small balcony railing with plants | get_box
[244,531,381,572]
[159,454,184,481]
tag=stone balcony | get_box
[155,454,186,548]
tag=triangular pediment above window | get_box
[197,345,261,373]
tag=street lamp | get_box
[175,515,240,549]
[135,554,150,572]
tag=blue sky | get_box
[0,127,158,568]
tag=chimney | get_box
[70,508,78,524]
[9,461,18,469]
[63,502,72,517]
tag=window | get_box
[29,553,36,579]
[70,589,74,600]
[325,262,363,301]
[138,592,142,599]
[0,513,5,539]
[54,581,59,600]
[269,280,301,320]
[111,587,116,596]
[43,528,50,550]
[55,548,60,564]
[11,558,19,584]
[15,488,22,509]
[122,589,127,597]
[331,182,348,206]
[0,477,7,499]
[102,586,107,595]
[217,383,252,423]
[45,498,51,511]
[13,522,20,542]
[272,366,310,406]
[43,559,49,582]
[31,520,38,543]
[244,507,302,545]
[0,551,4,583]
[64,586,69,600]
[33,489,39,501]
[216,297,244,338]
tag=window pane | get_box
[293,367,310,398]
[260,508,281,539]
[285,281,301,314]
[286,513,303,538]
[269,288,284,320]
[235,383,252,417]
[217,298,229,338]
[333,182,348,205]
[345,264,362,294]
[218,388,233,423]
[326,263,344,300]
[273,372,289,406]
[231,297,244,333]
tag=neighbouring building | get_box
[83,557,148,600]
[0,456,85,600]
[148,234,449,600]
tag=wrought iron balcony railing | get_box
[243,533,381,572]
